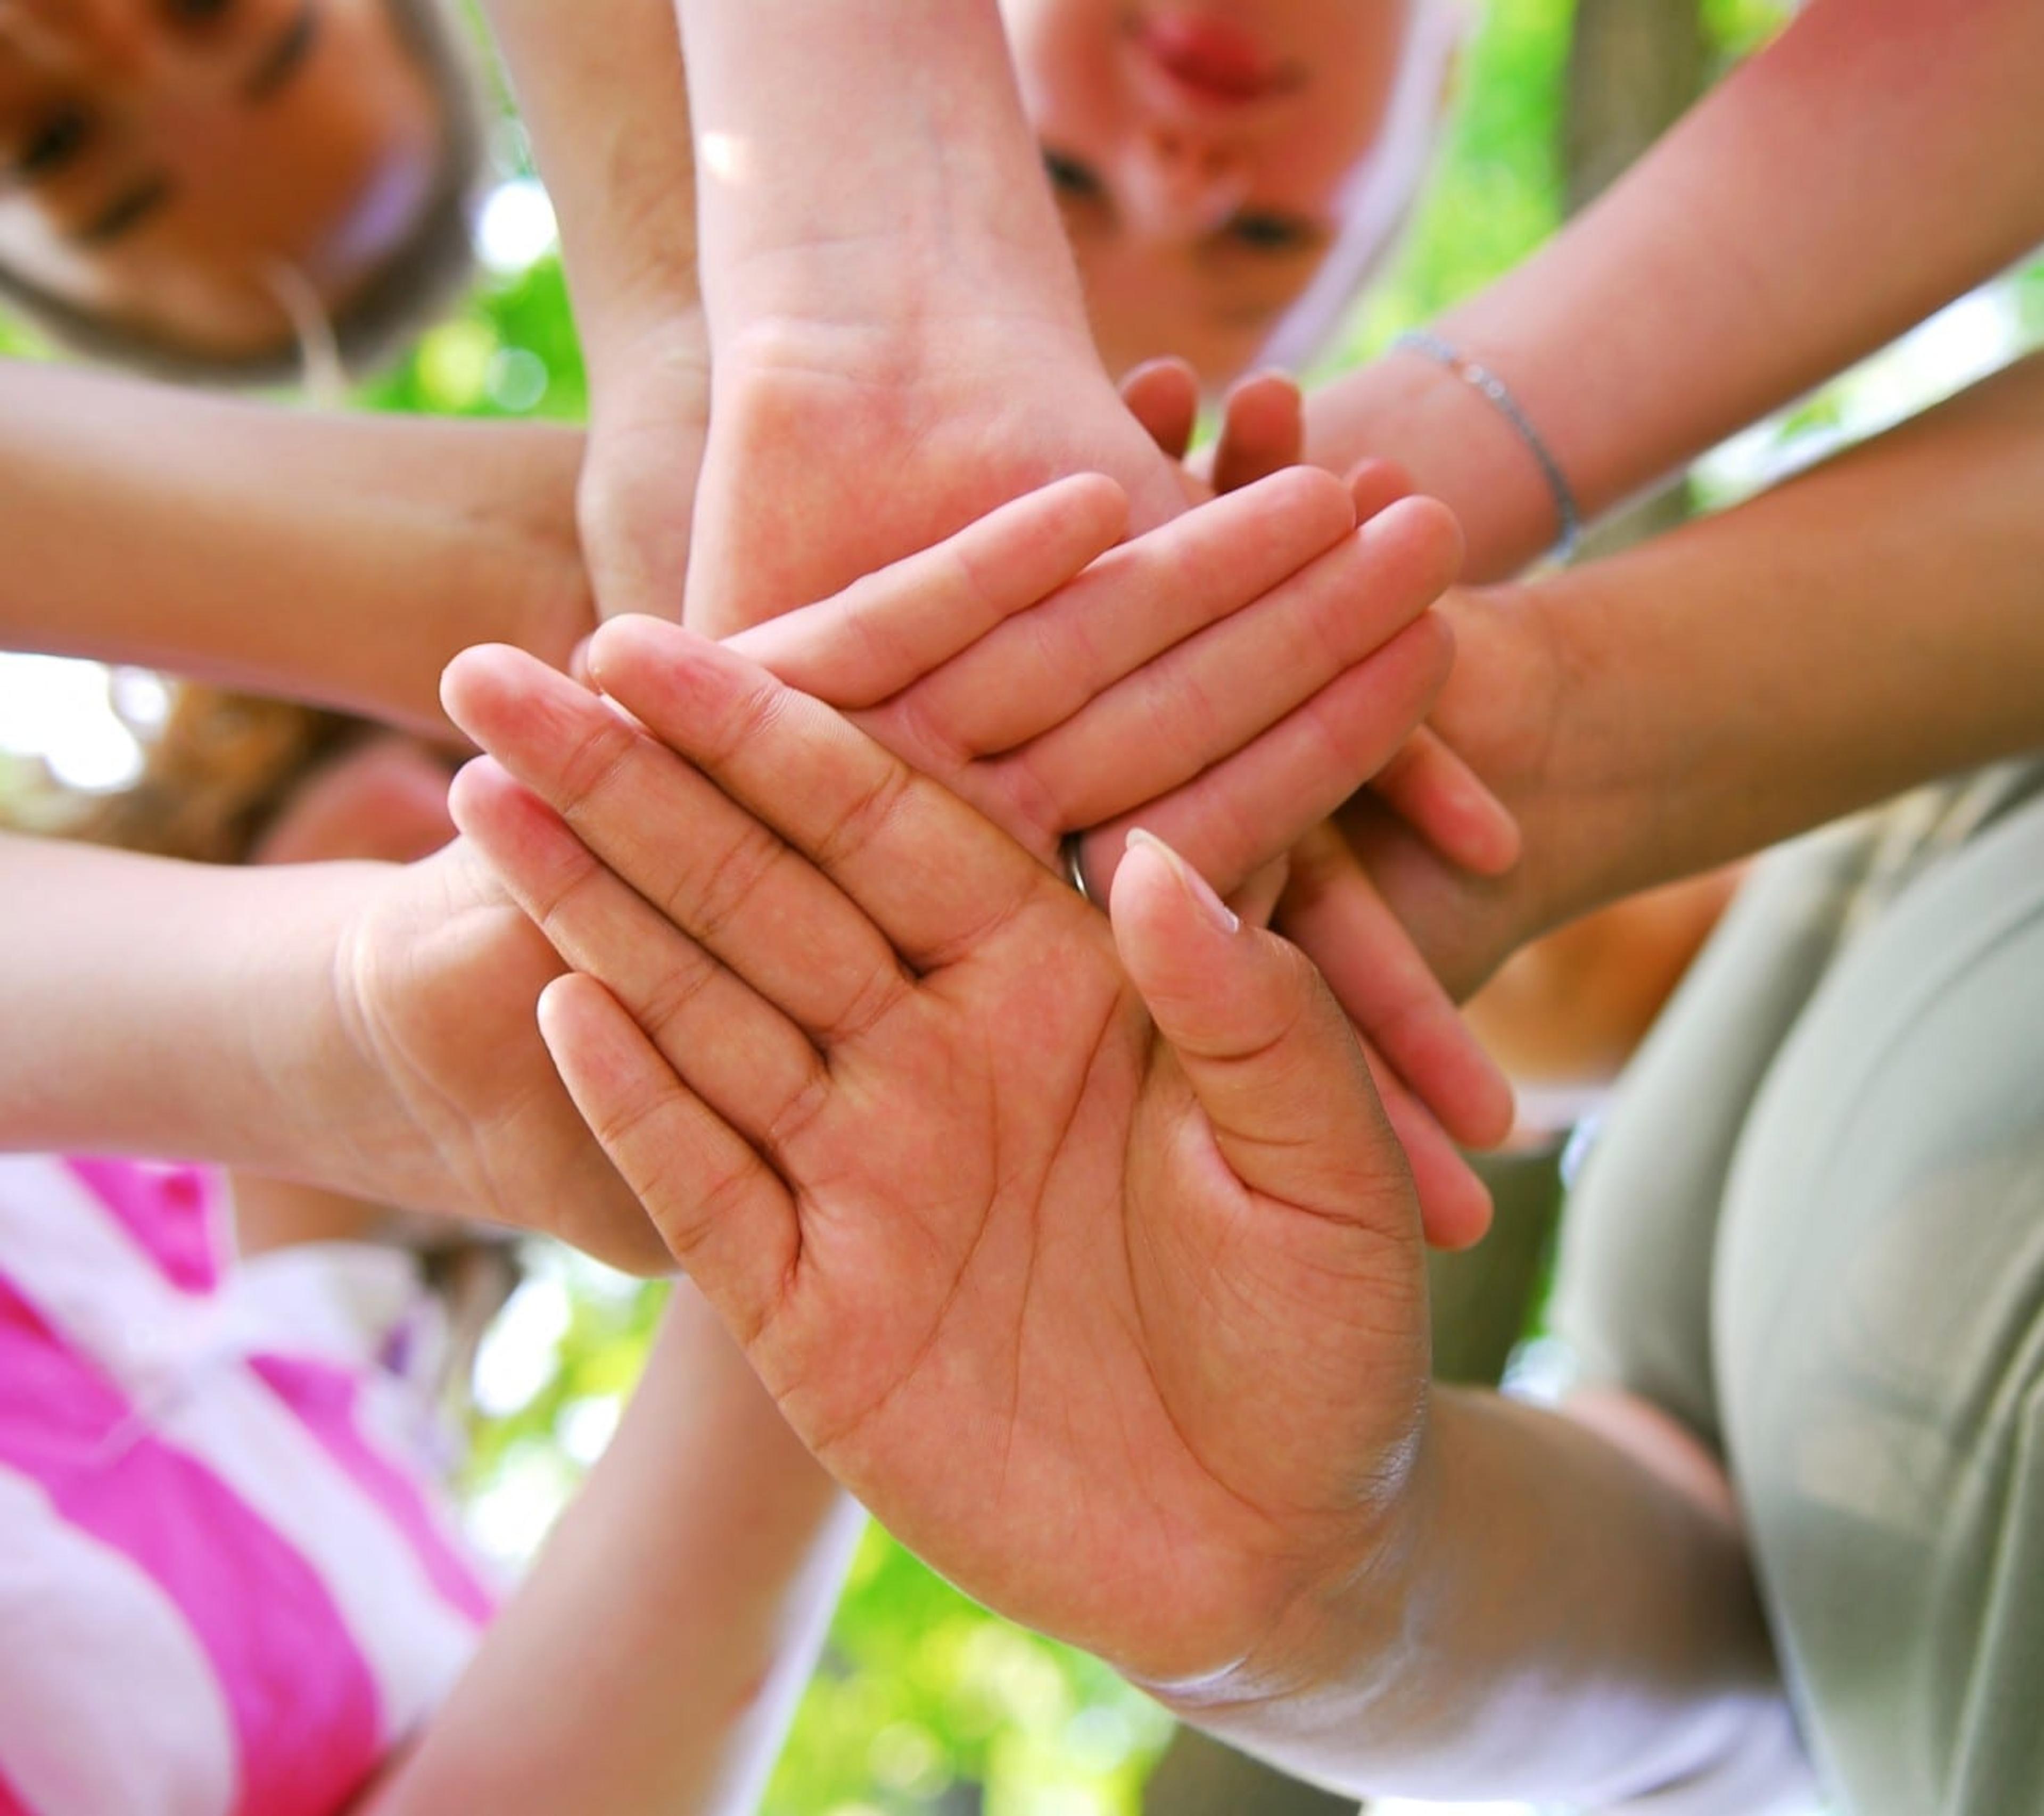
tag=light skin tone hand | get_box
[1120,356,1522,881]
[446,625,1777,1804]
[677,0,1190,636]
[442,620,1432,1683]
[721,470,1510,1237]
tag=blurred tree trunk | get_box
[1141,7,1707,1812]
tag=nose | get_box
[1116,125,1249,243]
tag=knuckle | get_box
[553,712,641,821]
[757,1064,834,1168]
[672,822,784,944]
[810,762,914,873]
[635,948,721,1053]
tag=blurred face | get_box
[0,0,443,360]
[1002,0,1417,387]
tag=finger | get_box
[444,642,913,1043]
[728,474,1128,709]
[1370,726,1523,876]
[1367,1047,1496,1251]
[583,618,1055,969]
[1210,371,1304,497]
[880,465,1356,762]
[448,755,834,1157]
[1279,822,1516,1152]
[1010,494,1460,834]
[1345,458,1415,524]
[538,972,798,1340]
[1119,358,1201,461]
[1227,859,1289,930]
[1113,829,1494,1249]
[1109,829,1417,1229]
[1074,614,1453,899]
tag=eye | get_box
[1043,147,1105,202]
[1226,211,1312,253]
[18,103,94,179]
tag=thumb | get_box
[1110,829,1418,1227]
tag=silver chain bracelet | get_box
[1391,328,1581,563]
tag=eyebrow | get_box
[72,172,173,245]
[242,0,320,104]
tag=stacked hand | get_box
[305,475,1498,1262]
[445,620,1437,1689]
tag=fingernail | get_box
[1126,828,1239,935]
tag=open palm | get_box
[447,622,1434,1686]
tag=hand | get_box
[683,314,1191,636]
[729,473,1509,1243]
[1282,583,1579,1018]
[443,624,1434,1688]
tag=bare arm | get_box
[1284,351,2044,1061]
[1304,0,2044,577]
[676,0,1186,633]
[478,0,711,620]
[1158,1385,1781,1803]
[364,1288,855,1816]
[0,362,590,733]
[479,0,700,373]
[0,835,384,1177]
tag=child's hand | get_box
[442,625,1435,1691]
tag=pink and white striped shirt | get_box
[0,1155,497,1816]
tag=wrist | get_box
[1308,342,1565,583]
[581,279,707,401]
[453,426,597,676]
[236,861,413,1198]
[1137,1403,1441,1762]
[1507,562,1732,919]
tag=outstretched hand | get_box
[445,623,1435,1688]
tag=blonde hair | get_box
[51,685,354,865]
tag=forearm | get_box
[480,0,702,379]
[0,835,377,1174]
[1175,1387,1778,1804]
[679,0,1091,349]
[0,364,589,733]
[1307,0,2044,577]
[1521,350,2044,924]
[367,1288,856,1815]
